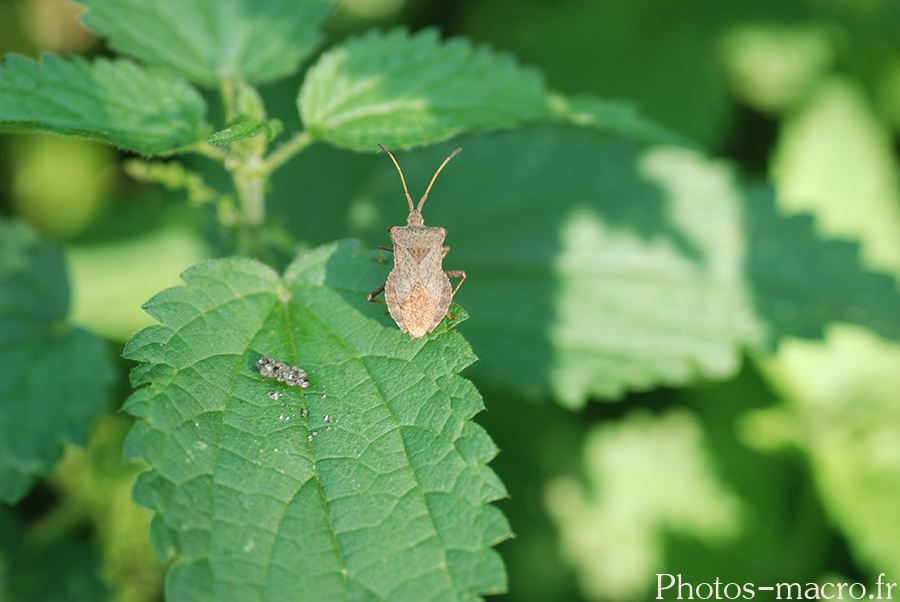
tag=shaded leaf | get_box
[0,54,208,155]
[771,78,900,270]
[745,184,900,344]
[457,0,812,146]
[122,241,509,602]
[77,0,333,86]
[349,125,761,406]
[300,28,552,149]
[552,94,695,148]
[0,219,114,503]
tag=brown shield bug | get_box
[367,143,466,339]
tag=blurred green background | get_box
[3,0,900,601]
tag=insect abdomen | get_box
[399,281,438,338]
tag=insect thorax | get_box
[390,225,446,246]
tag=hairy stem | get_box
[219,79,270,254]
[231,155,266,228]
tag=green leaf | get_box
[551,94,695,148]
[754,326,900,578]
[544,410,741,601]
[77,0,333,86]
[0,54,208,155]
[208,117,283,145]
[745,184,900,344]
[0,219,115,503]
[208,118,266,146]
[299,28,552,150]
[122,241,509,602]
[348,125,761,406]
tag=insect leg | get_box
[445,270,466,297]
[373,245,394,263]
[441,270,467,321]
[441,246,450,259]
[367,283,387,304]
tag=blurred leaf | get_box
[771,78,900,270]
[48,415,163,602]
[68,225,210,342]
[350,125,760,406]
[0,219,114,501]
[719,24,833,115]
[544,410,741,600]
[123,241,509,602]
[745,184,900,343]
[0,508,110,602]
[751,80,900,344]
[759,74,900,581]
[457,0,720,147]
[552,95,695,148]
[458,0,813,147]
[299,28,551,149]
[11,136,114,239]
[77,0,333,86]
[674,366,828,588]
[0,54,208,155]
[759,325,900,578]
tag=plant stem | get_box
[210,79,313,255]
[262,131,313,175]
[217,78,270,254]
[220,75,237,123]
[231,154,266,228]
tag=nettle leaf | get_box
[552,95,693,148]
[0,219,114,503]
[77,0,333,86]
[299,28,552,149]
[0,54,208,155]
[745,184,900,345]
[349,125,761,407]
[122,241,509,602]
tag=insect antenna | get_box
[377,143,414,212]
[418,148,461,212]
